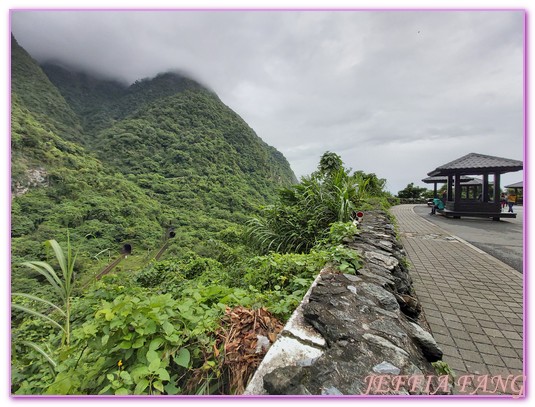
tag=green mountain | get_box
[42,63,297,214]
[11,36,165,286]
[11,34,296,282]
[11,39,84,144]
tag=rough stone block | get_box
[408,322,444,362]
[243,336,324,395]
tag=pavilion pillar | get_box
[494,172,501,204]
[433,182,438,198]
[447,175,453,202]
[454,173,461,204]
[483,174,489,202]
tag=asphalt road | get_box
[412,204,524,273]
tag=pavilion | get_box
[426,153,523,220]
[421,175,474,198]
[505,181,524,205]
[457,178,494,201]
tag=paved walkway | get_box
[390,205,524,395]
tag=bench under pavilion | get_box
[426,152,523,221]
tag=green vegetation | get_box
[247,154,393,254]
[11,35,392,395]
[432,361,456,387]
[396,182,429,199]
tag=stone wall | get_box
[244,210,449,395]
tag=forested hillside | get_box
[40,59,297,252]
[11,34,394,395]
[11,33,296,273]
[11,35,165,281]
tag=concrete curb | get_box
[243,269,327,395]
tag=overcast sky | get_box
[10,10,525,193]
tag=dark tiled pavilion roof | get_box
[421,175,474,184]
[461,177,493,186]
[427,153,523,176]
[505,181,523,188]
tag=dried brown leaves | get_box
[215,306,284,394]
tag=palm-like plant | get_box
[247,158,364,254]
[12,235,78,367]
[322,168,359,223]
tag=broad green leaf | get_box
[145,320,157,335]
[101,334,109,346]
[115,387,129,395]
[162,321,174,336]
[45,371,70,394]
[82,323,98,336]
[165,334,180,343]
[148,357,161,373]
[146,349,159,364]
[156,368,170,382]
[98,385,112,395]
[175,348,190,368]
[119,371,132,384]
[131,365,150,382]
[164,379,181,395]
[110,318,123,329]
[132,337,145,349]
[124,348,134,361]
[153,380,164,393]
[134,378,149,394]
[149,337,164,351]
[96,308,114,321]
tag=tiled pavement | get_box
[390,205,524,395]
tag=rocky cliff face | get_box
[12,166,48,198]
[245,211,450,396]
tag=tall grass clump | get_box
[247,152,390,254]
